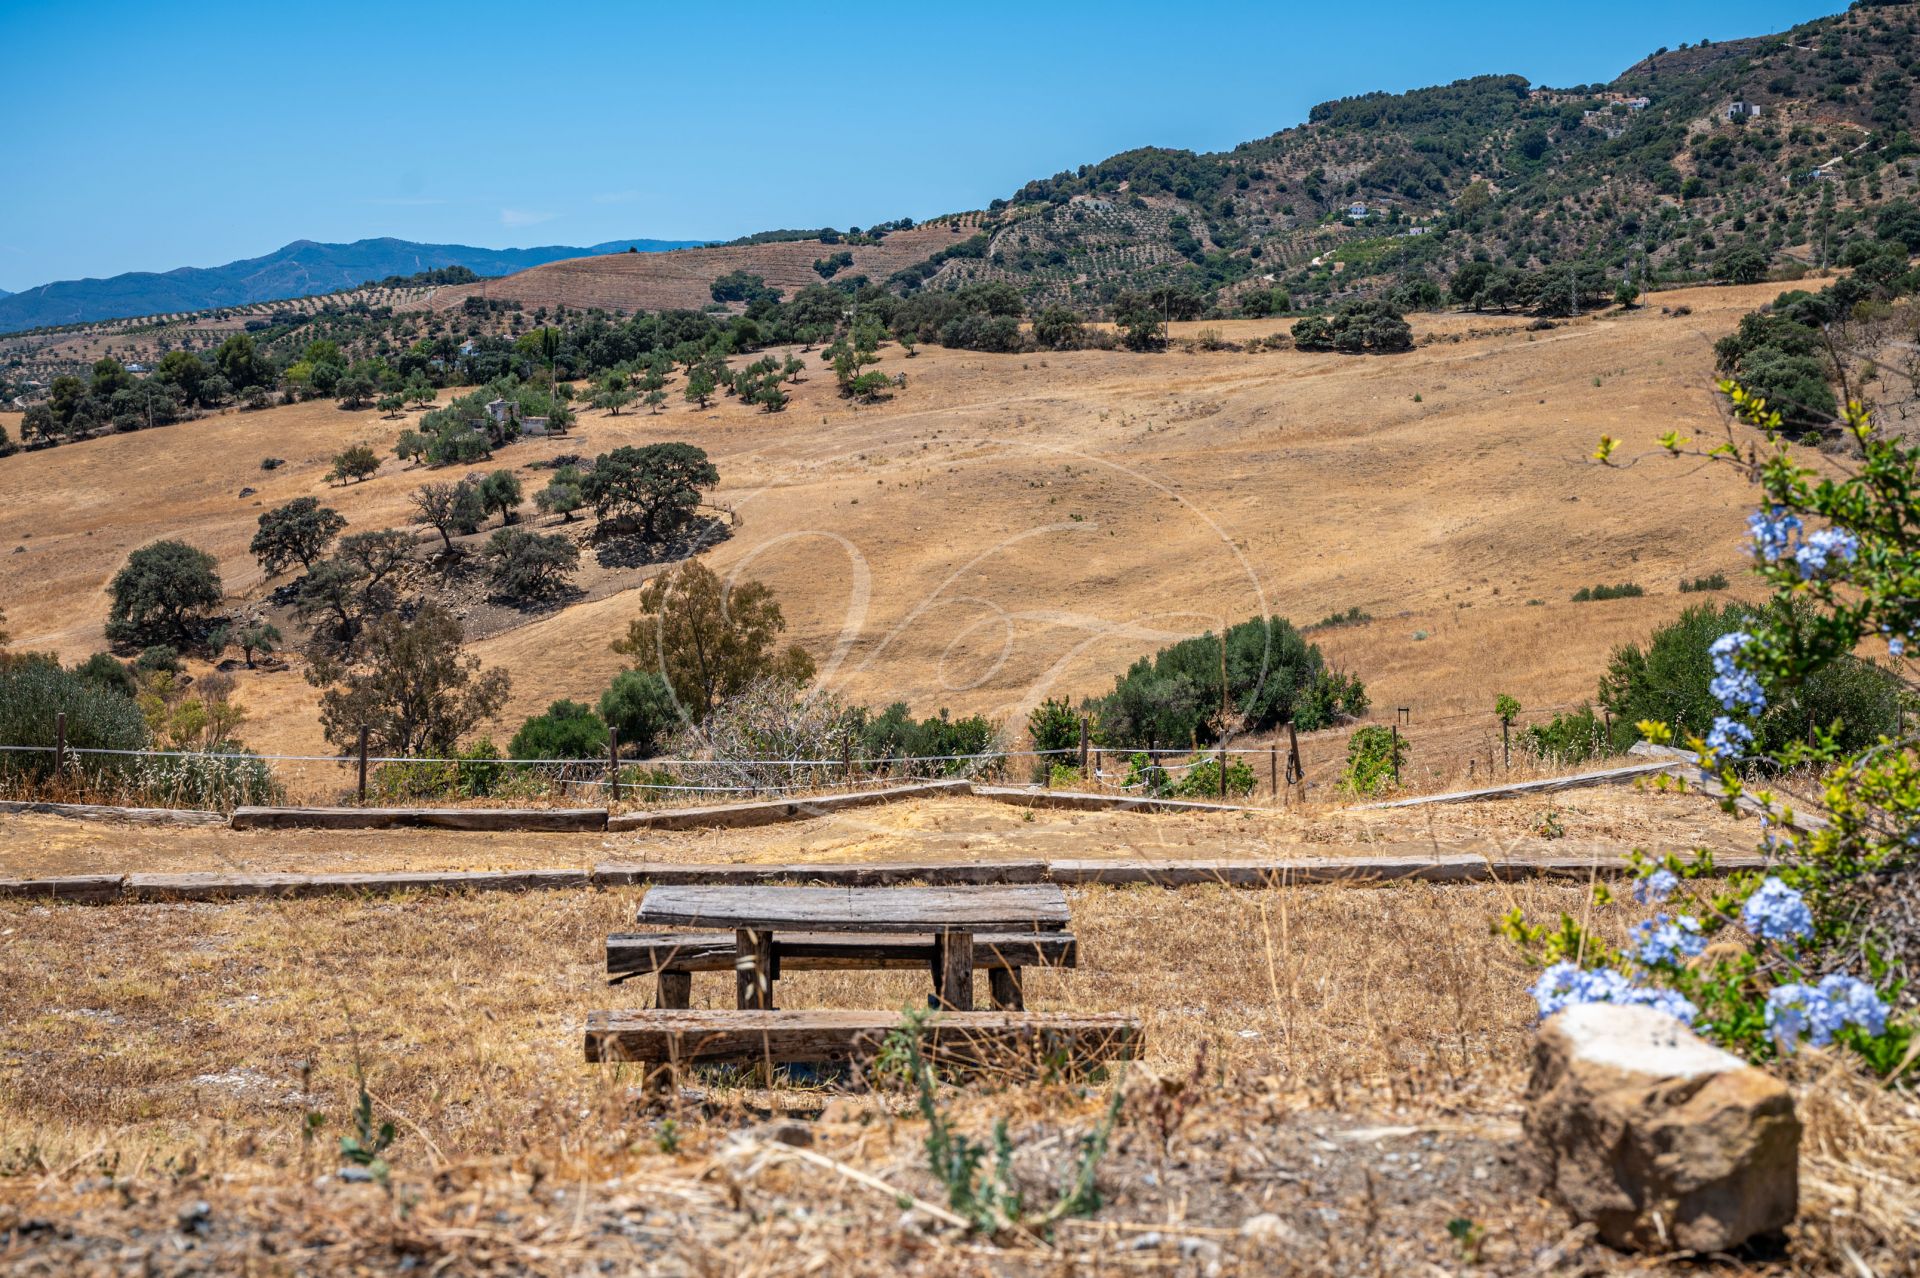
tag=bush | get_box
[599,669,680,758]
[484,527,579,599]
[1599,602,1903,758]
[1291,300,1412,354]
[1340,725,1407,794]
[1026,696,1080,756]
[855,702,1001,778]
[509,700,609,761]
[0,660,147,784]
[1679,572,1729,593]
[1171,753,1256,798]
[1047,762,1084,789]
[1523,705,1612,765]
[1571,582,1645,602]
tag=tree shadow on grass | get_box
[591,515,733,571]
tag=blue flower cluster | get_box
[1765,974,1890,1051]
[1705,716,1755,760]
[1747,508,1803,563]
[1708,631,1766,716]
[1633,867,1679,904]
[1532,961,1699,1024]
[1630,914,1706,966]
[1741,876,1814,943]
[1793,527,1859,580]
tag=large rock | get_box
[1525,1003,1799,1253]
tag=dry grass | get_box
[1,281,1781,769]
[0,879,1913,1274]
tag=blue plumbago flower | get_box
[1742,876,1814,943]
[1708,631,1767,715]
[1767,974,1890,1051]
[1706,716,1755,760]
[1531,961,1698,1023]
[1766,982,1818,1049]
[1747,508,1803,563]
[1630,914,1706,966]
[1634,868,1680,904]
[1815,973,1890,1038]
[1793,527,1860,581]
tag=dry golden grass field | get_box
[0,281,1782,775]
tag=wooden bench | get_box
[607,930,1077,1010]
[583,1008,1140,1076]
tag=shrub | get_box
[1571,582,1645,602]
[328,444,381,484]
[1310,606,1371,630]
[1340,725,1407,794]
[599,668,680,758]
[1171,753,1256,798]
[1679,572,1730,593]
[1291,300,1412,354]
[855,702,1001,778]
[1047,762,1084,789]
[483,527,579,599]
[1026,696,1080,757]
[0,660,147,784]
[1523,705,1611,764]
[1599,601,1902,757]
[509,699,609,761]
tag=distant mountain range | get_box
[0,236,705,332]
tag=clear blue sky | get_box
[0,0,1842,292]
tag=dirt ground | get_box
[0,778,1751,879]
[0,282,1796,770]
[0,872,1912,1275]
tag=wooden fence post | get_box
[843,734,854,786]
[357,726,370,803]
[1079,716,1090,780]
[1286,720,1304,801]
[1502,718,1511,771]
[53,711,67,782]
[1391,724,1401,788]
[608,727,621,806]
[1270,742,1279,802]
[1217,741,1227,800]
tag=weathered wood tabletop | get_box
[636,883,1071,934]
[636,883,1073,1012]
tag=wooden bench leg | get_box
[989,966,1023,1011]
[736,929,774,1010]
[935,930,974,1011]
[656,971,691,1009]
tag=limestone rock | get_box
[1525,1002,1799,1253]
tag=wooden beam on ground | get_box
[607,930,1076,977]
[971,786,1256,815]
[228,807,607,832]
[583,1008,1141,1069]
[1351,760,1682,810]
[0,875,126,902]
[1627,742,1831,833]
[124,869,591,901]
[0,800,226,827]
[594,859,1048,887]
[1045,854,1770,887]
[606,780,973,832]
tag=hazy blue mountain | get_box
[0,236,705,332]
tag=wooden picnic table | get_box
[636,884,1071,1012]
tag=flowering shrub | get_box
[1508,390,1919,1075]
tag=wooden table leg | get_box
[736,929,774,1010]
[989,966,1023,1011]
[935,929,974,1010]
[656,971,692,1009]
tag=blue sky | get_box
[0,0,1841,292]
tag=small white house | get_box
[1727,100,1764,121]
[1346,202,1370,220]
[458,339,478,356]
[520,416,550,436]
[484,398,513,427]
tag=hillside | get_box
[0,280,1778,777]
[421,221,977,315]
[0,235,704,332]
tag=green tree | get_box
[328,444,381,484]
[578,443,719,539]
[479,469,523,525]
[234,620,283,669]
[105,541,224,650]
[611,560,815,720]
[534,466,586,522]
[411,478,487,554]
[249,497,346,577]
[311,602,510,756]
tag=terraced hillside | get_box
[421,222,975,315]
